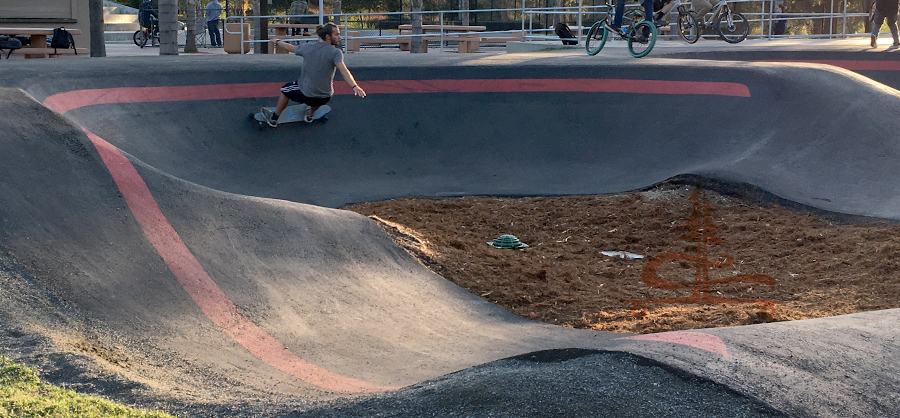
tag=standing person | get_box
[871,0,900,48]
[261,23,367,127]
[772,4,788,36]
[205,0,223,47]
[288,0,309,35]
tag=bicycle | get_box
[676,0,748,44]
[133,19,160,48]
[585,2,658,58]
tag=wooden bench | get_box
[396,34,481,53]
[0,27,84,58]
[10,47,88,58]
[270,24,360,54]
[479,32,524,44]
[269,23,322,36]
[344,31,444,52]
[398,24,486,53]
[346,34,409,52]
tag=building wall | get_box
[0,0,91,53]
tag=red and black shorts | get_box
[280,81,331,107]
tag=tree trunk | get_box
[333,0,343,48]
[259,0,268,53]
[185,0,198,53]
[553,0,562,26]
[411,0,424,53]
[459,0,469,25]
[159,0,179,55]
[89,0,106,57]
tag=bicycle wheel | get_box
[627,21,657,58]
[677,10,700,43]
[716,10,748,43]
[585,21,609,55]
[133,30,148,48]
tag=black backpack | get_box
[554,22,578,45]
[50,27,76,55]
[0,35,22,59]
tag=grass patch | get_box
[0,355,174,418]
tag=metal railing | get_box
[223,0,872,54]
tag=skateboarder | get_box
[261,23,366,127]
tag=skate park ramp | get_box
[2,52,900,417]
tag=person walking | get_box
[871,0,900,48]
[205,0,223,47]
[261,23,366,127]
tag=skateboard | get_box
[251,104,331,130]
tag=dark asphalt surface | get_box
[0,39,898,417]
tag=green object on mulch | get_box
[487,234,528,249]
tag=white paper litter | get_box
[601,251,644,260]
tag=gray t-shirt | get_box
[294,42,343,98]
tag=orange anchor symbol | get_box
[627,184,776,309]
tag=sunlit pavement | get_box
[89,36,889,58]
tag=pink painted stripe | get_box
[757,59,900,71]
[616,331,730,357]
[43,78,750,113]
[81,128,395,393]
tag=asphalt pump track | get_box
[0,51,899,417]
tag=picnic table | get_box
[397,24,487,53]
[268,23,355,54]
[269,23,322,37]
[0,27,86,58]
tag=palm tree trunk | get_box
[459,0,469,25]
[553,0,562,26]
[159,0,179,55]
[411,0,424,53]
[185,0,198,53]
[89,0,106,57]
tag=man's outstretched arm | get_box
[272,39,297,53]
[336,62,366,97]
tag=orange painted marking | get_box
[81,128,395,393]
[617,331,730,357]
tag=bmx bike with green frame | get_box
[585,5,658,58]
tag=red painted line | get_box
[43,78,750,113]
[616,331,729,357]
[44,83,285,114]
[81,128,395,394]
[339,79,752,97]
[757,59,900,71]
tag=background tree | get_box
[459,0,469,25]
[89,0,107,57]
[184,0,198,52]
[159,0,179,54]
[411,0,424,52]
